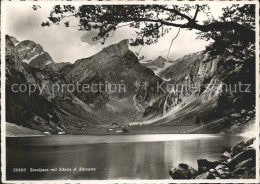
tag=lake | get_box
[6,134,245,180]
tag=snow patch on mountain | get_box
[45,61,53,65]
[152,61,175,75]
[22,51,46,64]
[141,56,175,76]
[23,53,40,64]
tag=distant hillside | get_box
[143,50,255,134]
[142,56,174,75]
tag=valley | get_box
[5,35,255,135]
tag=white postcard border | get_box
[1,0,259,183]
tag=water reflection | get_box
[6,135,244,180]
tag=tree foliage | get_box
[40,3,256,86]
[39,3,256,113]
[40,4,255,46]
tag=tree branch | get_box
[190,21,255,42]
[125,17,255,42]
[167,28,181,59]
[43,5,255,43]
[155,5,192,21]
[193,5,200,21]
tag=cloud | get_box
[6,3,225,63]
[80,30,100,45]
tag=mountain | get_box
[5,35,164,133]
[6,35,103,134]
[158,52,217,81]
[6,35,255,134]
[143,52,219,117]
[9,36,72,72]
[142,51,255,133]
[44,62,71,72]
[60,39,164,123]
[142,56,174,75]
[143,56,167,68]
[12,37,54,70]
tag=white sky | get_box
[5,3,227,63]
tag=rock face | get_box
[159,52,217,82]
[6,35,102,134]
[145,52,220,117]
[12,36,70,72]
[62,39,130,83]
[5,34,255,134]
[143,49,254,134]
[6,35,24,72]
[60,39,163,123]
[6,35,164,132]
[44,62,71,72]
[169,137,256,180]
[13,37,54,69]
[140,52,225,132]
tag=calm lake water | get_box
[6,134,245,180]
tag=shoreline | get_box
[6,122,45,137]
[6,131,256,137]
[6,132,254,137]
[169,137,256,180]
[6,122,256,137]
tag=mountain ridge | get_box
[5,35,255,134]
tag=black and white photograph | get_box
[1,0,259,182]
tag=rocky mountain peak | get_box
[63,39,133,83]
[5,34,254,135]
[6,35,23,72]
[8,36,54,70]
[154,56,167,67]
[101,39,129,57]
[8,35,20,46]
[142,55,167,69]
[116,39,129,51]
[156,56,166,61]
